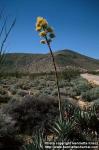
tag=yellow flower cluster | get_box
[36,17,48,31]
[40,40,46,44]
[36,16,55,43]
[47,27,53,32]
[39,31,47,37]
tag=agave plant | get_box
[74,105,99,134]
[52,117,75,141]
[35,17,62,119]
[23,130,45,150]
[23,144,37,150]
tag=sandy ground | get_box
[81,73,99,85]
[65,73,99,109]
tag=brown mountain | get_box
[2,49,99,73]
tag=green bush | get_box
[74,106,99,133]
[71,77,91,95]
[82,87,99,101]
[62,68,80,81]
[65,86,77,97]
[88,70,99,75]
[52,118,76,141]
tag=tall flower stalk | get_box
[35,17,62,119]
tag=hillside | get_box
[1,49,99,73]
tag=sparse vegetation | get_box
[0,73,99,149]
[1,49,99,73]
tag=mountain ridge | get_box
[2,49,99,73]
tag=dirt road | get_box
[65,73,99,109]
[81,73,99,85]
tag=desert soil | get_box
[81,73,99,85]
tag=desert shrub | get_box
[62,101,76,118]
[29,72,48,80]
[21,84,31,90]
[62,68,80,81]
[71,77,91,95]
[17,89,29,97]
[58,80,70,88]
[10,85,17,95]
[0,87,7,95]
[65,86,77,97]
[42,88,52,95]
[0,94,11,103]
[0,112,15,135]
[51,88,66,97]
[16,81,31,90]
[62,87,77,97]
[92,99,99,109]
[59,77,91,97]
[38,79,46,87]
[0,71,29,78]
[82,87,99,101]
[0,111,22,150]
[74,106,99,133]
[2,96,59,135]
[36,85,44,90]
[51,88,58,96]
[88,70,99,75]
[31,80,40,87]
